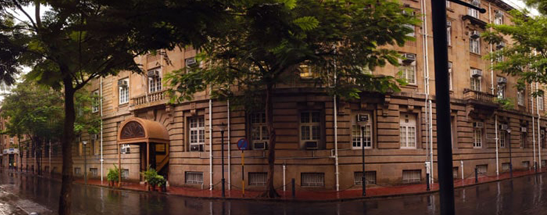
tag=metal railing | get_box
[463,88,496,104]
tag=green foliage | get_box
[494,97,514,110]
[483,10,547,91]
[141,166,165,187]
[107,165,120,182]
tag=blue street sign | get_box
[237,138,249,150]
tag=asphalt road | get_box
[0,169,546,215]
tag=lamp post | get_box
[219,123,226,198]
[83,141,87,185]
[507,128,512,178]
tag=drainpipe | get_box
[429,100,434,184]
[420,0,434,185]
[532,83,537,167]
[333,45,340,192]
[495,114,499,176]
[537,82,542,169]
[227,99,231,190]
[209,97,213,190]
[100,76,104,182]
[489,3,495,95]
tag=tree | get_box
[166,0,418,197]
[483,9,547,94]
[1,1,231,214]
[1,80,99,176]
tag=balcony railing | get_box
[463,88,497,107]
[131,90,167,108]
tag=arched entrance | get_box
[117,118,169,181]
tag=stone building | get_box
[18,0,547,191]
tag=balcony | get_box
[463,88,499,109]
[130,90,168,110]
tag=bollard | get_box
[426,173,430,191]
[475,167,478,183]
[291,178,296,198]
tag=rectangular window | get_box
[92,90,99,113]
[497,84,506,99]
[539,95,544,110]
[352,113,372,149]
[405,24,415,37]
[476,164,487,175]
[447,21,452,46]
[250,112,269,146]
[74,167,81,176]
[468,0,480,18]
[90,168,98,177]
[189,117,205,151]
[499,130,506,148]
[502,163,510,172]
[402,170,421,184]
[473,122,483,148]
[400,114,417,149]
[518,90,525,106]
[522,131,527,148]
[301,173,325,187]
[248,172,267,186]
[354,171,377,185]
[470,76,481,91]
[94,136,100,155]
[300,111,321,147]
[448,62,453,90]
[299,64,313,79]
[494,11,504,25]
[118,78,129,104]
[148,69,162,93]
[78,142,83,156]
[470,37,481,54]
[121,169,129,179]
[185,172,204,184]
[523,161,530,169]
[399,60,417,85]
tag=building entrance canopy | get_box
[117,117,169,144]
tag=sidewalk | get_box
[72,168,545,202]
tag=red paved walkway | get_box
[70,168,545,201]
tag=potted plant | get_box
[142,166,158,191]
[107,165,120,187]
[156,175,167,192]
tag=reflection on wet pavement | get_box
[1,169,547,214]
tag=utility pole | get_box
[432,0,485,214]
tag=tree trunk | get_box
[263,84,280,198]
[59,78,76,215]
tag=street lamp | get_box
[83,141,87,185]
[357,115,368,196]
[507,128,512,178]
[219,123,226,198]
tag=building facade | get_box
[16,0,547,191]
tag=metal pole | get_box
[242,150,245,197]
[84,142,87,185]
[221,129,225,198]
[361,126,366,196]
[431,0,455,213]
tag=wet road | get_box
[1,170,547,215]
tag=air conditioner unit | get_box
[305,141,319,150]
[356,114,369,122]
[447,21,452,27]
[471,69,482,77]
[147,70,159,77]
[473,122,484,128]
[496,42,505,49]
[497,77,507,84]
[185,58,196,66]
[118,80,128,88]
[121,145,130,154]
[500,124,508,131]
[521,127,527,133]
[190,144,203,152]
[470,31,480,39]
[253,142,267,150]
[402,53,416,64]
